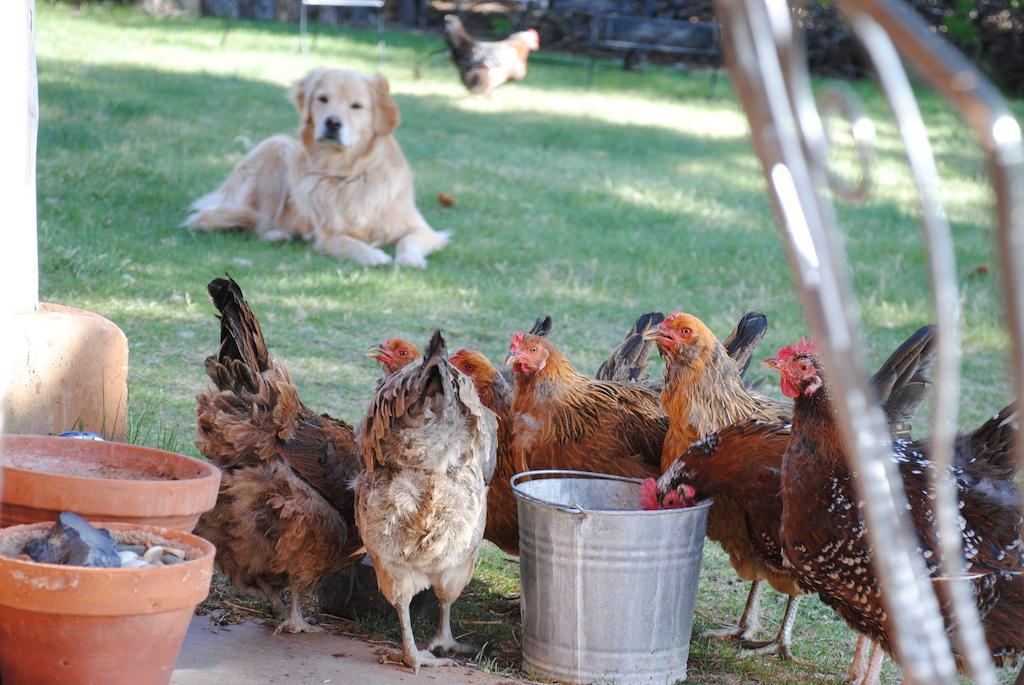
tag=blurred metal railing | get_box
[713,0,1024,682]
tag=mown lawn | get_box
[35,3,1022,683]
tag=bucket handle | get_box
[510,469,643,515]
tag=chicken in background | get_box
[355,331,497,673]
[766,339,1022,682]
[366,338,422,376]
[194,277,363,633]
[443,15,539,95]
[650,315,935,660]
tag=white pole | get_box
[1,0,39,314]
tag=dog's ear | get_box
[291,69,324,123]
[371,74,400,137]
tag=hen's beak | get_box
[366,344,385,360]
[641,329,660,343]
[504,352,516,366]
[762,357,781,370]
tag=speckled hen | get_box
[767,339,1023,676]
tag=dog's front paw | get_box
[394,251,427,269]
[395,240,427,269]
[357,247,394,267]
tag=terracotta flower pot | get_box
[0,435,220,532]
[0,521,215,685]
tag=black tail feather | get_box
[529,315,553,338]
[207,275,270,374]
[870,325,935,439]
[595,311,664,383]
[723,311,768,380]
[964,403,1018,482]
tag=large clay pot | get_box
[0,435,220,532]
[0,521,215,685]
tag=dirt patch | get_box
[2,452,182,480]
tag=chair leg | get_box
[707,68,719,98]
[376,10,386,65]
[300,2,309,57]
[311,9,324,52]
[219,15,231,47]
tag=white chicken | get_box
[354,330,497,672]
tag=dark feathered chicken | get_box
[766,339,1023,674]
[355,331,497,673]
[195,277,362,633]
[654,325,936,660]
[443,15,539,95]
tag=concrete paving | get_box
[172,614,523,685]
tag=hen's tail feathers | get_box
[418,330,453,407]
[869,325,935,439]
[595,311,665,383]
[529,315,553,338]
[980,574,1024,669]
[722,311,768,380]
[207,276,270,375]
[964,403,1019,482]
[443,14,475,59]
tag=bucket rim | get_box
[510,469,712,515]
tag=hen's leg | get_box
[373,566,456,673]
[702,580,764,642]
[738,594,803,660]
[861,641,883,685]
[428,601,478,656]
[428,549,480,656]
[378,596,458,673]
[274,582,322,634]
[845,634,870,683]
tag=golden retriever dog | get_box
[185,68,449,268]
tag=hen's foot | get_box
[701,624,757,642]
[428,634,478,656]
[273,616,323,635]
[739,639,816,668]
[376,648,458,673]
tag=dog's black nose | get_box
[325,115,342,132]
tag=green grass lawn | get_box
[34,3,1022,683]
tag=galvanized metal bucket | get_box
[512,470,711,684]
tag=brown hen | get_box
[505,332,666,481]
[366,338,421,376]
[194,276,362,633]
[450,347,519,555]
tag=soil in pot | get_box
[0,435,220,531]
